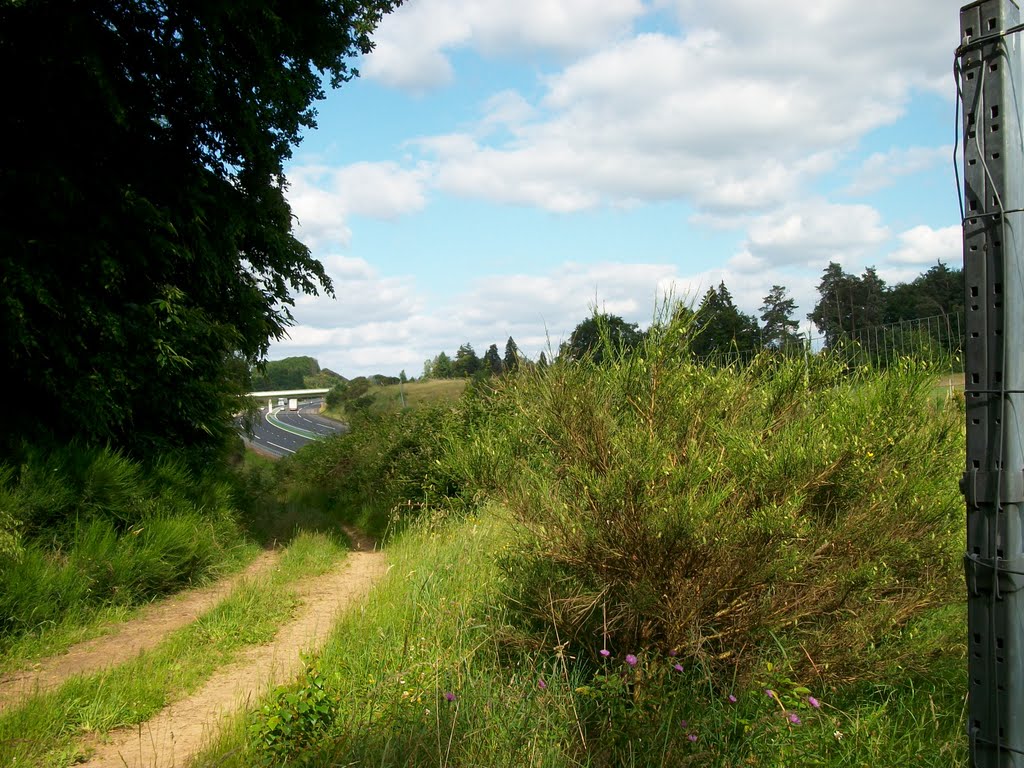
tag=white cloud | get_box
[409,0,960,214]
[732,200,890,269]
[847,146,954,195]
[887,224,962,266]
[363,0,644,91]
[286,162,429,249]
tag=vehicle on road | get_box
[277,397,286,407]
[288,398,298,411]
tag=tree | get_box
[503,336,521,373]
[809,263,889,347]
[691,282,760,358]
[885,261,964,323]
[0,0,401,461]
[424,352,454,379]
[759,285,800,350]
[565,313,643,364]
[483,344,504,376]
[452,343,482,378]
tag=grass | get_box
[322,378,468,421]
[195,511,968,767]
[0,530,348,767]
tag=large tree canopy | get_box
[0,0,399,460]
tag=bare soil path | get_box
[80,528,387,768]
[0,550,282,712]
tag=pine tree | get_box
[759,285,800,350]
[483,344,503,376]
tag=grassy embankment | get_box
[199,314,969,767]
[0,440,356,766]
[322,377,467,422]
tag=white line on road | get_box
[266,440,296,454]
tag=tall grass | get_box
[198,512,966,768]
[0,444,251,651]
[444,313,964,684]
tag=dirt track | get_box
[5,528,387,767]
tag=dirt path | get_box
[0,550,282,711]
[80,529,387,768]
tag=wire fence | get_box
[697,312,965,374]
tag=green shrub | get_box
[444,312,965,684]
[0,445,247,643]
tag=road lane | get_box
[240,400,347,458]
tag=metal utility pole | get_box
[959,2,1024,765]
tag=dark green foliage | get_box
[453,343,482,377]
[250,661,340,766]
[251,357,324,391]
[691,282,760,358]
[484,343,504,376]
[564,313,642,364]
[809,263,889,347]
[0,445,246,643]
[503,336,521,372]
[759,284,801,350]
[0,0,399,461]
[885,261,964,323]
[281,406,465,539]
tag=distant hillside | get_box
[251,357,347,391]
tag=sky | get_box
[269,0,966,378]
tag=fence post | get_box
[959,3,1024,765]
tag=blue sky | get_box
[270,0,965,378]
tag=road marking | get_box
[265,440,296,454]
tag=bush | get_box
[0,445,247,643]
[444,312,964,684]
[280,405,466,539]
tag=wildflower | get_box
[808,695,820,709]
[788,712,801,725]
[673,664,684,673]
[727,694,737,703]
[444,692,456,702]
[765,689,775,699]
[688,733,698,743]
[537,679,547,690]
[833,729,845,741]
[680,719,688,729]
[625,654,638,667]
[668,649,679,657]
[600,649,611,658]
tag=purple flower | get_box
[680,719,688,729]
[765,689,776,699]
[537,679,547,690]
[788,712,801,725]
[600,649,611,658]
[673,663,684,673]
[688,733,698,743]
[808,695,820,709]
[625,654,638,667]
[444,692,456,702]
[668,649,679,657]
[727,694,737,704]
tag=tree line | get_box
[419,260,963,377]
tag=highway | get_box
[241,398,348,458]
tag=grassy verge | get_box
[0,530,348,768]
[195,512,967,767]
[0,445,256,659]
[322,378,468,422]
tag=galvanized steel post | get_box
[959,2,1024,765]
